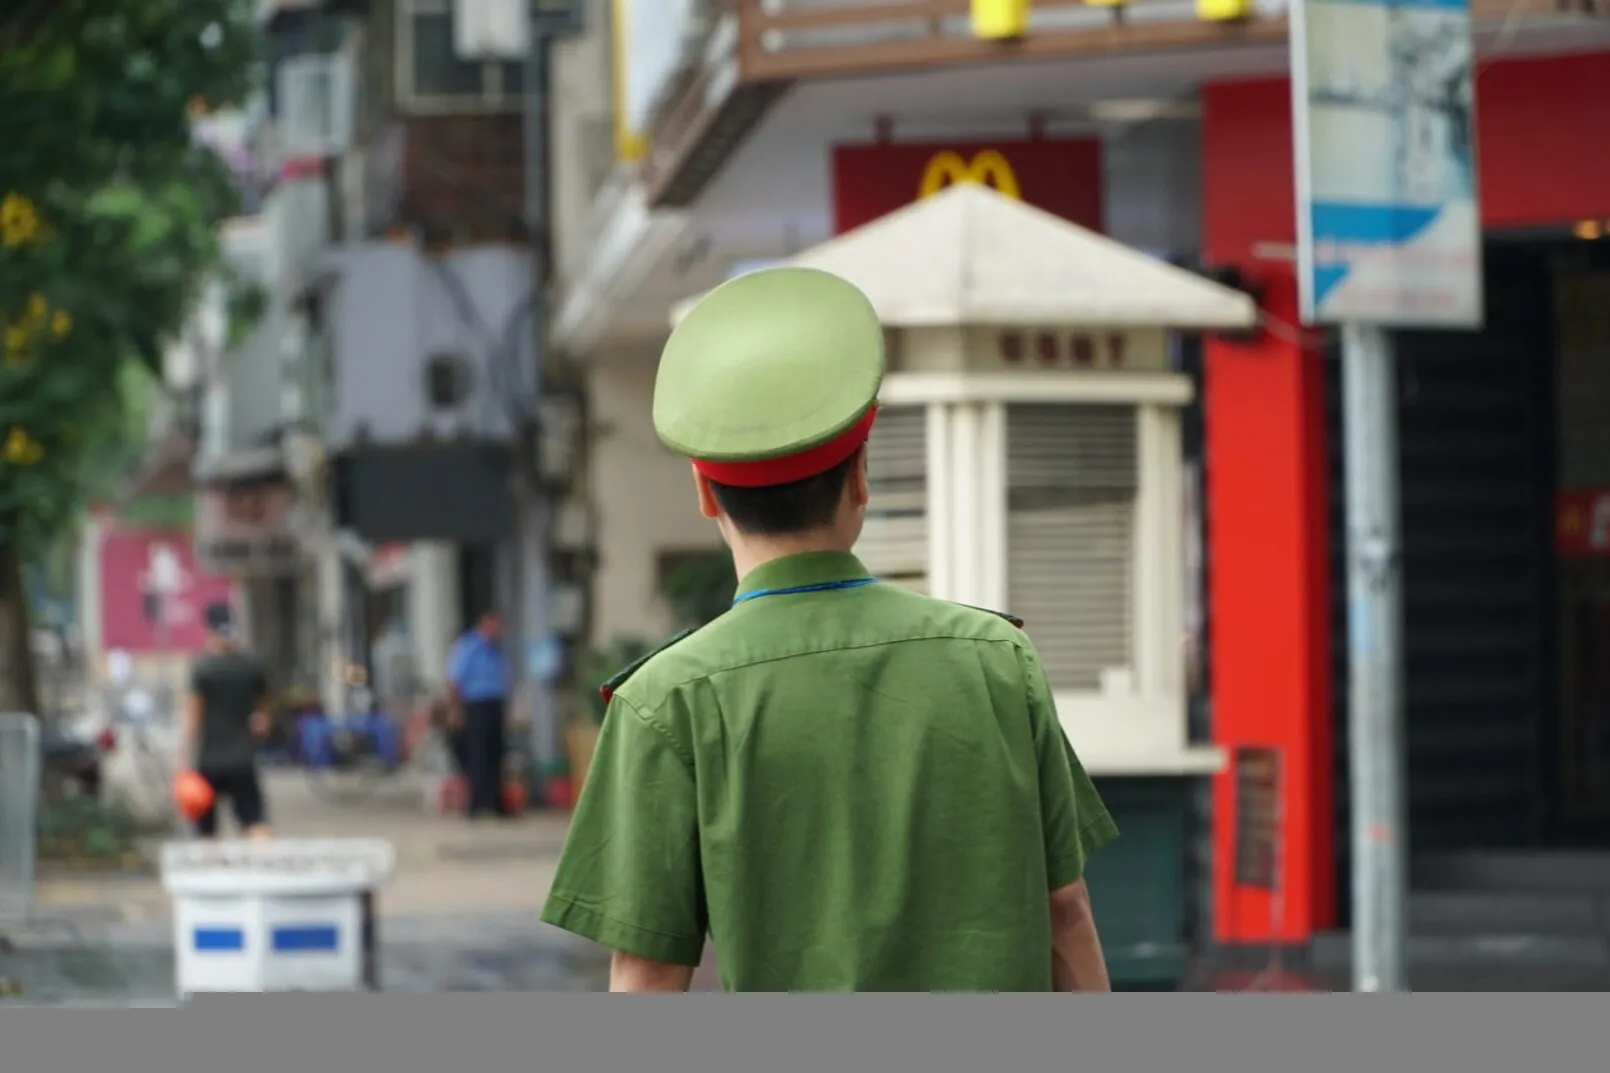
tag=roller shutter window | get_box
[857,403,929,594]
[1006,403,1138,691]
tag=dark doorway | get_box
[1550,236,1610,843]
[1328,238,1564,924]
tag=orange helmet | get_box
[173,770,215,822]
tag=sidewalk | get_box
[32,769,574,939]
[20,769,733,995]
[7,769,627,1000]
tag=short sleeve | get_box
[540,694,707,966]
[445,639,468,687]
[1021,644,1119,890]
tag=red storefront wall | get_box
[1203,51,1610,945]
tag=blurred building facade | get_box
[187,0,590,740]
[552,0,1610,984]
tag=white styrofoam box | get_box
[161,839,394,996]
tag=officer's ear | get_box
[692,463,721,520]
[849,446,870,510]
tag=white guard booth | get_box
[162,839,395,996]
[674,182,1257,779]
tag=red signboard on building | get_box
[1558,489,1610,558]
[831,138,1104,235]
[99,523,238,653]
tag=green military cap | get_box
[655,267,885,488]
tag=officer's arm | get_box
[1020,643,1119,992]
[541,689,707,987]
[1050,878,1109,992]
[443,641,466,726]
[609,951,694,992]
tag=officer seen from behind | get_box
[540,267,1116,992]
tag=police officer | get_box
[446,608,511,820]
[541,267,1117,992]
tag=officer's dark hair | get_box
[709,451,859,536]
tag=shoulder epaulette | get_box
[598,627,699,704]
[953,603,1025,629]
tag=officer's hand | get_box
[249,711,271,739]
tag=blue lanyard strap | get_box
[731,577,878,606]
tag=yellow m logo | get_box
[917,149,1023,201]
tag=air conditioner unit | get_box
[454,0,528,60]
[276,53,355,158]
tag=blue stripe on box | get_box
[193,927,246,952]
[271,924,341,953]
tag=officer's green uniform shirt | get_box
[539,265,1116,989]
[539,551,1118,991]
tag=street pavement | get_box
[4,769,632,1002]
[15,769,1603,997]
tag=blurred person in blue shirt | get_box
[446,608,512,819]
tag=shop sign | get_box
[196,481,302,575]
[1289,0,1482,326]
[916,149,1022,201]
[997,329,1128,369]
[831,137,1103,235]
[1558,488,1610,558]
[1233,746,1282,891]
[99,524,237,653]
[368,542,411,589]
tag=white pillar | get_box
[77,514,105,675]
[1134,403,1185,702]
[978,402,1008,612]
[406,542,460,690]
[926,404,953,600]
[949,404,982,607]
[316,539,346,714]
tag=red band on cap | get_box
[693,404,879,488]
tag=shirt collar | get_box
[734,550,873,601]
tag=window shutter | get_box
[857,404,928,593]
[1006,404,1137,691]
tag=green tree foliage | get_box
[1,0,258,543]
[0,0,260,709]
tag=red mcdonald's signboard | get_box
[831,138,1104,236]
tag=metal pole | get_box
[1341,322,1408,993]
[518,12,559,777]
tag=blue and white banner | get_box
[1289,0,1484,327]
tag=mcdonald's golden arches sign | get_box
[916,149,1023,201]
[831,138,1103,235]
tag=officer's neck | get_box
[724,526,856,586]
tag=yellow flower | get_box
[3,324,29,365]
[0,192,41,248]
[50,309,71,340]
[24,292,48,326]
[2,426,44,466]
